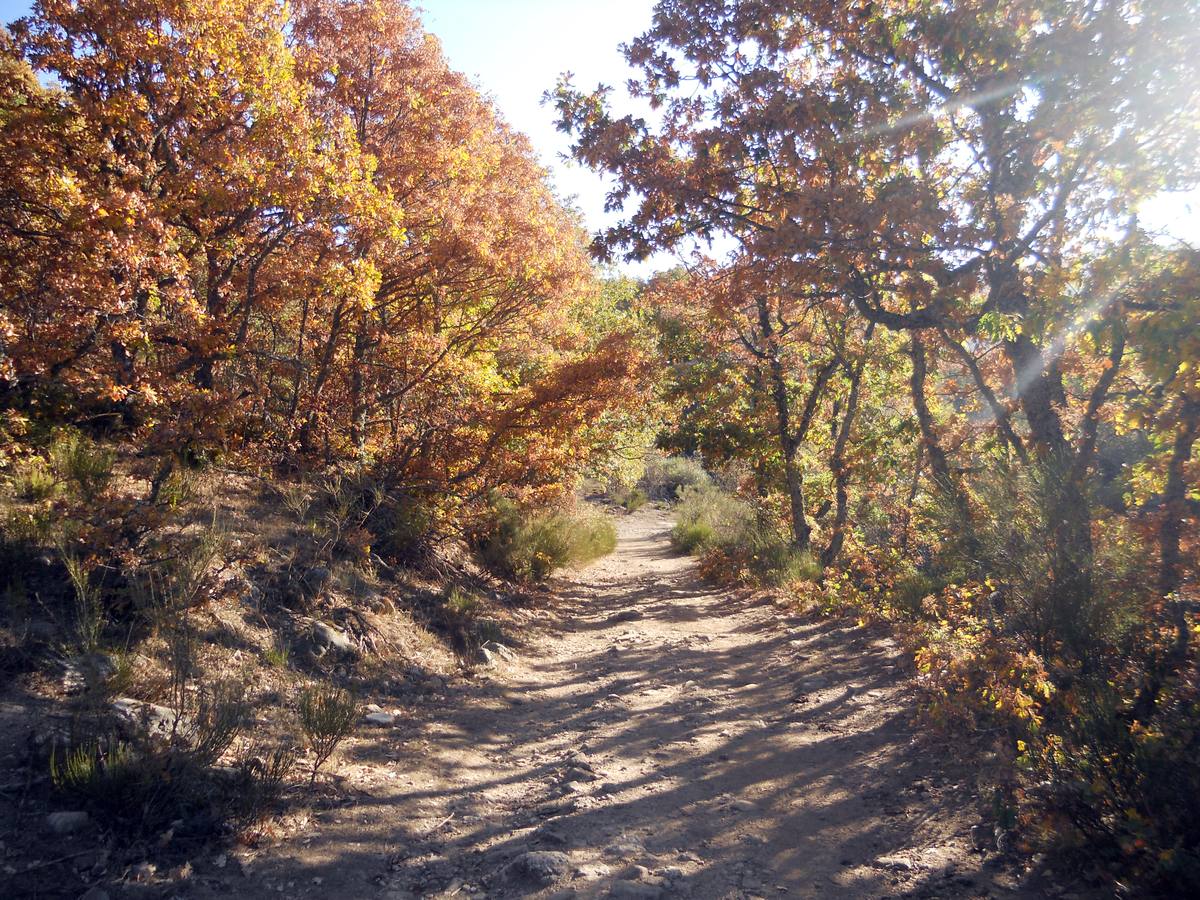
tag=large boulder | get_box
[46,810,90,834]
[111,697,180,739]
[309,621,356,658]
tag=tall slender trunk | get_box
[350,311,371,460]
[756,296,808,549]
[822,323,874,568]
[755,296,834,551]
[1002,329,1094,649]
[298,300,348,454]
[1129,397,1199,724]
[910,332,972,531]
[1159,398,1200,597]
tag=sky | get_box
[415,0,664,273]
[2,0,1198,269]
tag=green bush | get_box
[638,454,711,501]
[366,491,435,565]
[734,527,820,587]
[155,466,200,509]
[49,724,291,842]
[884,570,949,619]
[672,484,818,587]
[299,685,359,788]
[619,487,648,512]
[477,498,617,583]
[60,549,105,654]
[229,741,300,825]
[50,738,142,811]
[672,521,715,553]
[264,633,291,669]
[670,483,752,552]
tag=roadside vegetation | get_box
[554,1,1200,892]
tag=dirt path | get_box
[204,508,1029,899]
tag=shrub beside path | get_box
[195,508,1066,899]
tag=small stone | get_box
[562,765,597,782]
[505,851,571,886]
[25,619,58,642]
[729,799,757,812]
[971,823,996,851]
[482,641,517,662]
[875,855,916,872]
[71,848,106,871]
[364,712,396,727]
[607,610,644,624]
[46,810,90,834]
[991,872,1019,891]
[604,837,645,859]
[535,827,569,846]
[536,799,577,818]
[111,697,179,738]
[574,863,612,880]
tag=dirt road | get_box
[205,507,1031,899]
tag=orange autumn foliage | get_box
[0,0,653,507]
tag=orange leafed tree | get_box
[0,0,653,511]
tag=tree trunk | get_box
[1159,398,1200,597]
[822,324,874,568]
[754,295,834,551]
[1002,330,1094,649]
[910,332,972,532]
[350,311,371,461]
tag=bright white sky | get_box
[1,0,1197,269]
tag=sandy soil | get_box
[174,506,1056,900]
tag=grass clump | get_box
[60,548,105,654]
[476,498,617,583]
[670,483,753,553]
[10,456,59,501]
[48,431,115,502]
[264,633,291,669]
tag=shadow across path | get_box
[191,507,1036,900]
